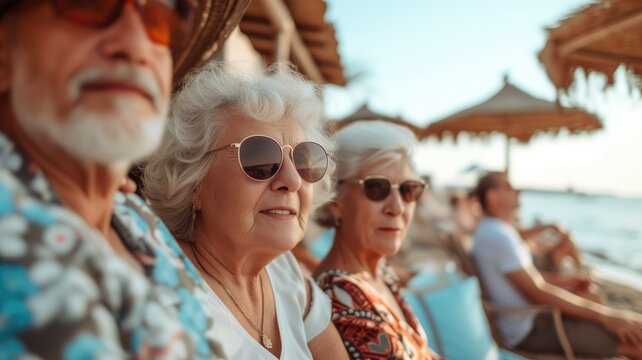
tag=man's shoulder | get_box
[473,218,520,252]
[0,168,95,252]
[112,192,184,253]
[475,218,510,238]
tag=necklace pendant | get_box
[261,333,273,349]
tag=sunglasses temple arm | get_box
[206,143,240,155]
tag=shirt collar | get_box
[0,130,57,204]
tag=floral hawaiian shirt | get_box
[0,132,224,359]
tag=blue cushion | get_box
[404,276,525,360]
[500,350,526,360]
[309,228,334,259]
[407,269,462,289]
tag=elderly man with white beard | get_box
[0,0,249,358]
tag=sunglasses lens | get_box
[54,0,196,49]
[362,179,391,201]
[55,0,119,27]
[292,142,328,183]
[239,136,282,180]
[399,181,425,202]
[143,0,195,47]
[142,2,173,45]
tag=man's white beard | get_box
[12,62,168,168]
[14,97,166,168]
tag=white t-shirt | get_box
[472,217,535,347]
[202,251,331,359]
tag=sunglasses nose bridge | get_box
[107,0,145,23]
[282,144,293,159]
[101,1,151,44]
[276,144,299,174]
[280,144,295,170]
[382,185,405,214]
[269,144,304,189]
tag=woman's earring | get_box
[191,204,197,223]
[334,217,342,228]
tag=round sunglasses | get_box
[340,176,426,203]
[208,135,331,183]
[4,0,197,49]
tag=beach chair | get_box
[404,272,526,360]
[444,233,610,360]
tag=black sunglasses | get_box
[340,176,426,203]
[208,135,331,183]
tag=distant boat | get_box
[566,187,590,197]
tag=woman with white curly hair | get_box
[143,63,348,360]
[314,121,441,359]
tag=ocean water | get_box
[519,191,642,289]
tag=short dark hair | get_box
[474,172,506,212]
[449,194,460,209]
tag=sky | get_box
[322,0,642,197]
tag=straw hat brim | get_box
[172,0,251,86]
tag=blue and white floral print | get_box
[0,132,225,359]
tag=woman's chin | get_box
[369,239,403,258]
[261,234,302,253]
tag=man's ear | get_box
[485,189,497,208]
[0,21,12,93]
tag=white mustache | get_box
[68,65,163,111]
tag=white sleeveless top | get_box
[202,251,331,359]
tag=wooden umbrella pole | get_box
[505,136,511,174]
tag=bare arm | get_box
[508,267,600,317]
[506,266,642,345]
[517,224,552,241]
[308,323,350,360]
[303,279,349,359]
[540,271,590,291]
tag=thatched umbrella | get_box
[423,77,602,173]
[539,0,642,91]
[329,103,424,139]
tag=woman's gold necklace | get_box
[190,243,273,349]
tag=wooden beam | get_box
[258,0,324,83]
[567,49,642,67]
[559,10,642,56]
[290,33,324,82]
[259,0,293,62]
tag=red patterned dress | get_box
[316,266,436,359]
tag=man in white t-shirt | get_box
[472,172,642,358]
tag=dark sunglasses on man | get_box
[0,0,197,49]
[340,176,426,203]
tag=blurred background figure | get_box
[518,222,583,274]
[472,172,642,359]
[449,190,479,236]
